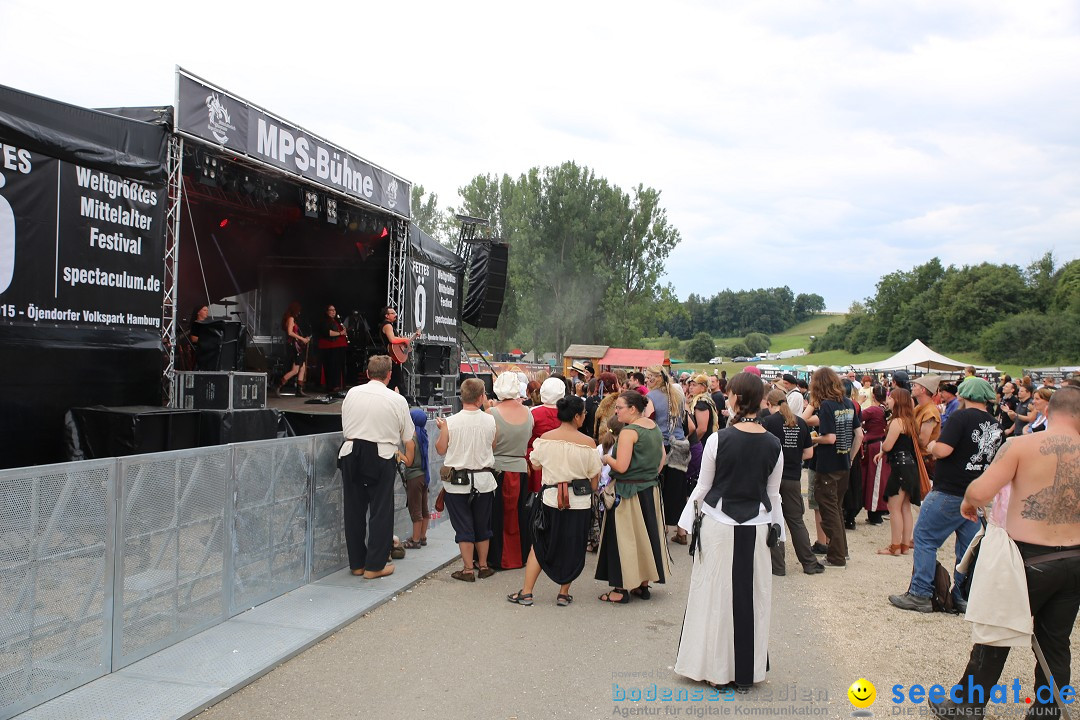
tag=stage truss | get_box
[387,217,413,396]
[161,136,183,406]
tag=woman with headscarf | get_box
[860,384,891,525]
[674,372,783,690]
[596,390,670,603]
[488,372,534,570]
[399,408,431,549]
[508,396,602,607]
[526,377,566,493]
[643,365,688,542]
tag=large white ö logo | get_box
[0,174,14,295]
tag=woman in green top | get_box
[595,390,670,603]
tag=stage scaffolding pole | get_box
[387,218,411,396]
[161,135,183,407]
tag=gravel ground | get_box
[197,491,1077,720]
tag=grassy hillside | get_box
[649,314,1025,377]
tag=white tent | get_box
[852,339,975,373]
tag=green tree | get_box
[686,332,716,362]
[457,162,680,355]
[932,263,1030,350]
[744,332,771,354]
[794,293,826,321]
[1051,259,1080,315]
[410,184,453,247]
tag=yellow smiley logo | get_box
[848,678,876,709]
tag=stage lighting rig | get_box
[194,150,222,187]
[325,197,338,225]
[302,188,320,218]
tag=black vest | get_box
[703,427,781,523]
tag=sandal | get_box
[901,542,914,554]
[877,544,902,556]
[419,537,427,546]
[671,533,688,545]
[477,566,495,579]
[629,585,651,600]
[451,569,475,582]
[598,589,629,604]
[402,538,422,549]
[586,542,598,553]
[507,590,534,606]
[557,593,573,607]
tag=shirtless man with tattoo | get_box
[931,386,1080,718]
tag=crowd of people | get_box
[337,353,1080,711]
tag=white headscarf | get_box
[539,377,566,406]
[493,372,520,400]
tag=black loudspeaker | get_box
[418,345,452,375]
[462,242,508,329]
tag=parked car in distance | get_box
[732,356,750,362]
[708,356,723,364]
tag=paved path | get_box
[194,508,1077,720]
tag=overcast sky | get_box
[5,0,1078,310]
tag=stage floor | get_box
[267,394,344,415]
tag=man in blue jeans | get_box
[889,377,1002,612]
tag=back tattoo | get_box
[1020,435,1080,525]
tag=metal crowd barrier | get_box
[0,424,444,720]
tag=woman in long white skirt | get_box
[674,372,783,690]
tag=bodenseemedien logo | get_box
[848,678,876,716]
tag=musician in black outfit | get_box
[280,301,310,396]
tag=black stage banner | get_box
[176,70,411,220]
[407,256,460,345]
[0,147,166,332]
[406,224,462,346]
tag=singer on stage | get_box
[318,304,348,393]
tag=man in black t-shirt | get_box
[889,377,1002,613]
[762,409,820,575]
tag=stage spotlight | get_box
[195,151,221,187]
[261,182,279,204]
[219,218,229,228]
[325,197,338,225]
[242,173,257,194]
[379,226,388,238]
[302,189,320,218]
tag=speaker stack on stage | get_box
[462,241,508,329]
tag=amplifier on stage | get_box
[176,371,267,411]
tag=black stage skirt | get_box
[532,504,591,585]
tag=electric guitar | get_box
[389,327,423,364]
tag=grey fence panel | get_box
[0,459,114,720]
[230,437,312,615]
[310,433,347,580]
[113,448,230,669]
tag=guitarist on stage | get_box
[279,301,310,396]
[378,306,418,394]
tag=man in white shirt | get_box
[435,378,498,582]
[338,355,414,579]
[776,373,805,415]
